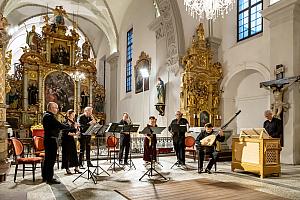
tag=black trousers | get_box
[119,134,130,163]
[42,138,57,181]
[79,135,91,164]
[198,148,218,170]
[173,136,185,165]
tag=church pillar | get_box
[0,50,7,165]
[0,21,10,181]
[263,0,300,164]
[107,52,119,122]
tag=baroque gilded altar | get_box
[5,6,105,129]
[180,23,223,127]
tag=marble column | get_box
[106,52,119,122]
[263,0,300,164]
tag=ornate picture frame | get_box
[50,39,71,66]
[134,51,151,94]
[200,110,211,127]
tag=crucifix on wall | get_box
[260,64,300,119]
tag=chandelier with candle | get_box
[184,0,235,20]
[70,71,85,82]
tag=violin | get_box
[58,112,80,133]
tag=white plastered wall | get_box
[117,0,156,132]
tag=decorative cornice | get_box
[106,52,119,66]
[262,0,300,26]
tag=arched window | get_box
[237,0,263,41]
[126,28,133,93]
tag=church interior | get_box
[0,0,300,199]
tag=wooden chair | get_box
[11,138,43,182]
[185,136,196,161]
[32,136,60,169]
[106,135,119,162]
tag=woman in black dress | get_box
[143,116,157,164]
[61,109,81,174]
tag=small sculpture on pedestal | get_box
[155,77,166,116]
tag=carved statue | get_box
[28,82,38,105]
[82,37,91,60]
[0,13,8,30]
[53,6,66,26]
[26,25,41,52]
[270,86,289,118]
[80,89,89,109]
[156,77,165,104]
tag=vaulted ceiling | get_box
[0,0,134,55]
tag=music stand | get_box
[139,126,167,181]
[93,124,110,176]
[106,123,124,172]
[170,124,188,169]
[73,123,104,184]
[122,124,140,170]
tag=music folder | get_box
[140,126,166,135]
[122,124,140,133]
[105,122,123,133]
[170,124,187,133]
[83,123,102,136]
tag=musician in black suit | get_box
[42,102,70,184]
[168,111,189,165]
[78,107,96,167]
[195,123,225,174]
[263,110,283,144]
[118,112,131,165]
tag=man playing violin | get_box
[78,107,96,167]
[42,102,73,184]
[195,123,225,174]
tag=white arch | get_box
[221,62,270,90]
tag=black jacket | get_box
[78,114,92,134]
[263,117,282,138]
[42,111,68,139]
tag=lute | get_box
[200,110,241,146]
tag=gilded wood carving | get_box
[180,23,223,127]
[5,6,105,128]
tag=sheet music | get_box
[83,123,102,135]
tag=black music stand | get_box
[139,126,167,181]
[170,124,188,169]
[122,124,140,170]
[73,124,104,184]
[106,123,124,172]
[93,124,110,176]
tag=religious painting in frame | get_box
[134,51,151,94]
[44,71,74,112]
[200,111,210,127]
[50,39,71,66]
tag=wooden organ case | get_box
[231,128,281,178]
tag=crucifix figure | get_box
[260,64,300,119]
